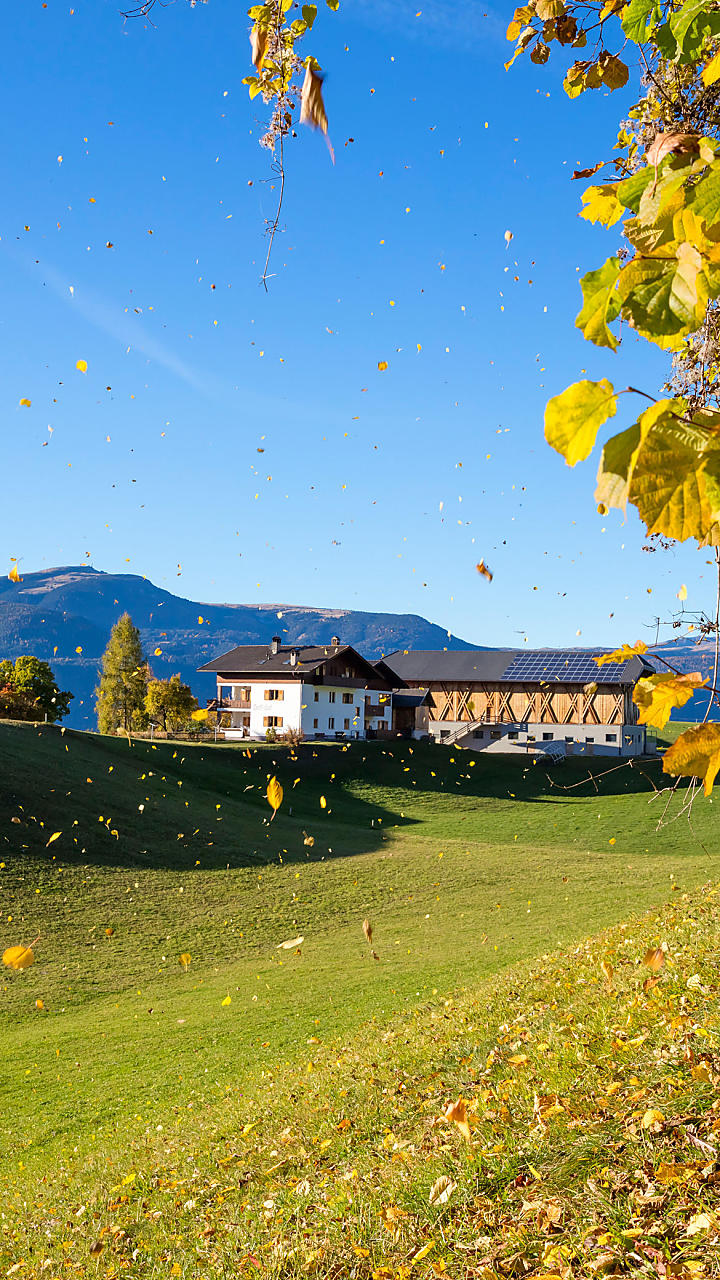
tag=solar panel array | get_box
[500,650,629,684]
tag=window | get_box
[314,691,319,702]
[508,731,519,740]
[328,717,335,730]
[565,736,573,742]
[543,732,553,741]
[342,692,353,704]
[606,733,617,742]
[344,718,351,730]
[474,730,484,739]
[491,730,501,740]
[328,691,336,703]
[234,686,251,701]
[264,689,284,701]
[263,715,283,728]
[355,706,360,716]
[586,736,594,743]
[313,718,318,729]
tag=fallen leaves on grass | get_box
[3,944,35,970]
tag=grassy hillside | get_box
[0,722,718,1274]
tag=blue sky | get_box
[2,0,712,647]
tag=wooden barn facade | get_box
[380,649,654,756]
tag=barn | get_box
[379,648,654,756]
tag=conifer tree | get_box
[95,613,149,735]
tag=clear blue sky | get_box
[2,0,711,647]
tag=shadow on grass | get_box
[0,723,667,874]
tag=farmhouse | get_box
[380,648,654,756]
[198,636,395,741]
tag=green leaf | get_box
[580,184,624,226]
[545,379,617,466]
[669,0,720,61]
[576,257,622,349]
[654,20,678,57]
[621,0,660,41]
[616,166,654,212]
[617,255,704,348]
[689,165,720,231]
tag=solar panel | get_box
[500,650,629,684]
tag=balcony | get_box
[218,697,251,710]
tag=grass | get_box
[0,721,718,1275]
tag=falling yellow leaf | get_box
[320,795,327,809]
[191,708,209,721]
[75,646,83,654]
[154,647,163,656]
[677,583,688,601]
[2,944,35,970]
[267,776,283,816]
[644,946,665,973]
[250,21,268,69]
[8,564,21,583]
[476,560,493,582]
[303,833,315,847]
[76,359,88,373]
[377,360,388,372]
[504,229,513,246]
[35,998,44,1011]
[198,615,204,624]
[19,398,31,408]
[45,832,62,847]
[277,935,304,950]
[663,723,720,796]
[179,953,191,970]
[444,1097,472,1142]
[362,918,373,946]
[300,64,333,161]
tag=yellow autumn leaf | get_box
[579,183,624,227]
[75,646,83,654]
[267,776,283,814]
[644,946,665,972]
[179,952,191,970]
[663,722,720,796]
[377,361,388,372]
[641,1108,665,1131]
[545,378,617,467]
[444,1097,472,1142]
[45,832,62,847]
[3,944,35,970]
[154,647,163,656]
[191,708,209,721]
[596,641,648,665]
[633,671,707,730]
[8,564,21,583]
[19,398,31,408]
[221,995,232,1006]
[320,795,327,809]
[35,998,44,1010]
[303,834,315,847]
[677,583,688,600]
[702,47,720,86]
[277,935,304,949]
[76,359,88,373]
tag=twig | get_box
[261,132,286,292]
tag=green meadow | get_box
[0,720,717,1274]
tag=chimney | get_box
[290,648,298,667]
[270,635,282,655]
[330,635,340,647]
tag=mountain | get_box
[0,566,483,728]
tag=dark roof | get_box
[197,643,391,687]
[198,642,347,674]
[382,648,652,686]
[392,688,430,708]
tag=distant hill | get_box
[0,566,483,728]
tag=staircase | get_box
[441,720,483,746]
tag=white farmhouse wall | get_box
[247,681,303,738]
